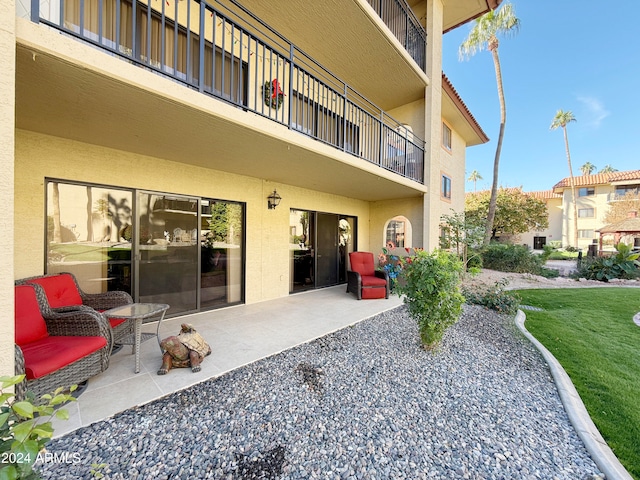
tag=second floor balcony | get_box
[26,0,426,187]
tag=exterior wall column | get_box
[423,0,444,250]
[0,0,16,376]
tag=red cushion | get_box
[20,336,107,380]
[109,317,126,328]
[26,274,83,308]
[362,287,386,299]
[361,275,387,287]
[15,285,49,345]
[349,252,376,277]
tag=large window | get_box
[46,181,133,295]
[45,179,245,314]
[578,229,595,239]
[578,187,595,197]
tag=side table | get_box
[103,303,170,373]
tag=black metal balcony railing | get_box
[367,0,426,71]
[32,0,425,184]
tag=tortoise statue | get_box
[157,323,211,375]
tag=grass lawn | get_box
[517,288,640,479]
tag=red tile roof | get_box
[442,73,489,143]
[526,190,562,200]
[552,170,640,191]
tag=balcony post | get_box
[198,4,205,93]
[287,44,294,129]
[342,84,347,152]
[31,0,39,23]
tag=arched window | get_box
[384,216,412,249]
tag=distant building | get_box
[523,170,640,250]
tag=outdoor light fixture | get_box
[267,189,282,210]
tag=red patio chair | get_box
[19,272,133,345]
[346,252,389,300]
[14,283,111,400]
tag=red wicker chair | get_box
[346,252,389,300]
[19,272,134,345]
[14,283,111,401]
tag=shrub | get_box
[538,267,560,278]
[397,249,464,348]
[540,244,554,261]
[481,243,544,274]
[575,243,640,282]
[0,375,76,480]
[466,248,483,271]
[462,279,521,315]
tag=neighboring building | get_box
[520,170,640,251]
[551,170,640,251]
[519,190,563,249]
[2,1,495,374]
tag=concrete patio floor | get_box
[52,286,403,438]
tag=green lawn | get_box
[517,288,640,479]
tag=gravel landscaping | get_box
[39,305,604,479]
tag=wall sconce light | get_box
[267,189,282,210]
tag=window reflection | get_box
[46,181,133,294]
[200,199,244,309]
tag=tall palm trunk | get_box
[563,126,578,248]
[483,43,506,245]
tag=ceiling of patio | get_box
[15,43,427,202]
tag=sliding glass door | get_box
[290,209,356,292]
[137,192,199,315]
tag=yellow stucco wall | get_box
[1,0,16,377]
[15,130,372,303]
[369,197,425,251]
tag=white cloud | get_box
[576,96,610,128]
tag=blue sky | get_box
[442,1,640,193]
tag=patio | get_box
[51,286,403,438]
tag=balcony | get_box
[366,0,427,71]
[28,0,425,185]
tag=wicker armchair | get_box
[18,272,134,344]
[14,283,111,401]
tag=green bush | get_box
[462,279,521,315]
[397,250,464,348]
[0,375,76,480]
[466,248,483,271]
[575,243,640,282]
[481,243,544,274]
[540,244,554,262]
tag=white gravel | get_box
[39,305,604,480]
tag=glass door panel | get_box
[290,210,315,293]
[339,216,356,283]
[316,213,339,287]
[200,199,244,309]
[46,180,133,295]
[137,192,198,315]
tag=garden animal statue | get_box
[157,324,211,375]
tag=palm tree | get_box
[580,162,596,175]
[467,170,483,192]
[600,164,618,174]
[459,3,520,245]
[550,110,578,248]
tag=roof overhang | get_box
[443,0,502,33]
[441,74,489,146]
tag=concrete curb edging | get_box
[515,310,633,480]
